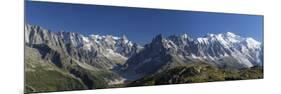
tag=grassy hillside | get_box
[127,62,263,86]
[25,47,87,93]
[25,46,123,93]
[25,69,87,93]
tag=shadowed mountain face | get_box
[25,24,263,93]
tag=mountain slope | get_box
[25,46,87,93]
[127,62,263,86]
[25,24,142,70]
[24,24,142,93]
[122,32,262,80]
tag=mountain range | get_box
[24,24,263,93]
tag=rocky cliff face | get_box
[122,32,262,80]
[24,24,143,92]
[25,24,142,70]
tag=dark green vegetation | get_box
[127,62,263,87]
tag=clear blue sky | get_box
[25,1,263,45]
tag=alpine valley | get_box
[25,24,263,93]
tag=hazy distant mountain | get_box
[24,24,263,93]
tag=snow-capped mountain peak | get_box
[124,32,262,75]
[243,37,261,49]
[206,33,215,37]
[181,33,189,39]
[25,24,143,70]
[225,32,237,38]
[89,34,103,40]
